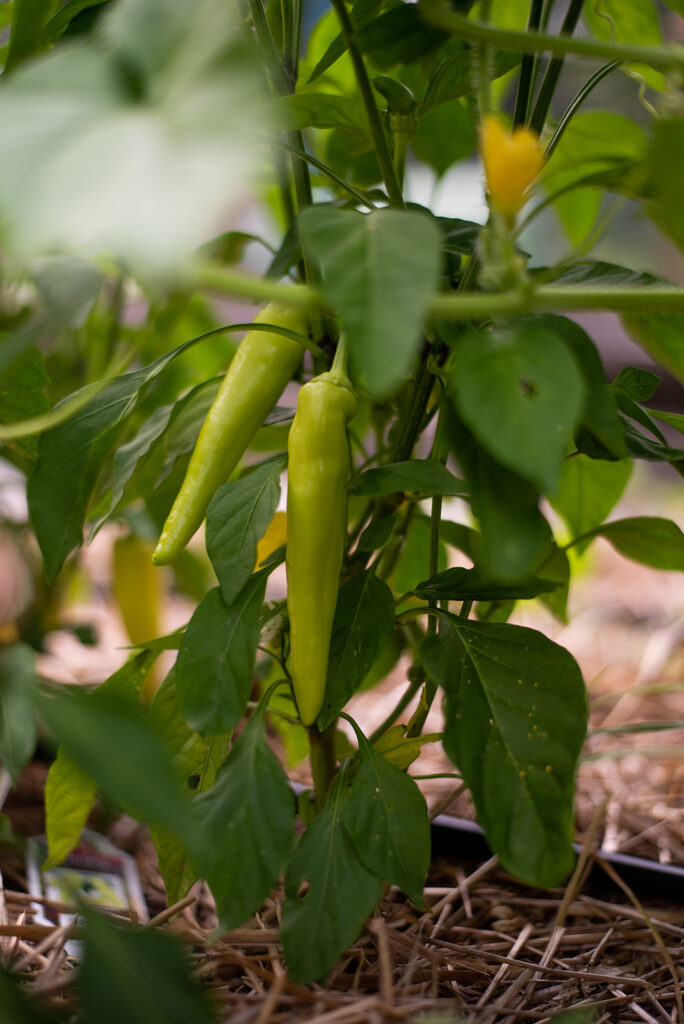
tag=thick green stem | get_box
[309,725,337,811]
[422,0,684,71]
[328,0,405,207]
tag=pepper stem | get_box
[328,334,351,386]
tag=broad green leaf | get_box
[281,773,383,984]
[149,671,230,904]
[411,99,475,178]
[548,260,657,289]
[569,516,684,570]
[44,750,96,869]
[78,907,213,1024]
[206,456,286,604]
[0,346,50,458]
[5,0,58,72]
[540,315,625,459]
[439,520,479,561]
[354,5,448,69]
[42,0,115,44]
[349,459,466,497]
[275,93,367,132]
[356,514,395,552]
[300,206,441,397]
[436,216,482,257]
[535,542,571,624]
[624,309,684,385]
[325,126,381,189]
[443,409,549,582]
[450,320,585,495]
[343,722,430,907]
[422,615,587,886]
[551,456,632,552]
[611,366,661,402]
[413,567,558,602]
[583,0,663,91]
[0,643,37,784]
[28,336,203,581]
[306,0,381,83]
[38,687,190,839]
[175,573,267,735]
[420,48,520,114]
[32,255,102,327]
[0,0,269,272]
[318,571,395,730]
[190,701,295,931]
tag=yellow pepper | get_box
[480,115,545,221]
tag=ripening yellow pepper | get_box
[480,115,545,220]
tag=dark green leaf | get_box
[421,48,520,113]
[422,616,586,886]
[149,671,230,904]
[392,513,448,596]
[0,966,57,1024]
[190,701,295,930]
[343,722,429,906]
[78,907,213,1024]
[450,320,585,494]
[439,520,479,561]
[411,99,475,177]
[0,346,50,458]
[551,456,632,552]
[38,687,190,839]
[413,567,558,602]
[318,571,395,730]
[5,0,58,72]
[42,0,111,44]
[356,514,395,552]
[535,542,570,624]
[0,644,37,784]
[443,409,550,582]
[206,455,286,604]
[611,366,661,402]
[276,93,367,132]
[620,419,684,468]
[354,5,448,69]
[436,216,482,256]
[350,459,466,497]
[28,338,200,581]
[300,207,441,397]
[307,0,382,83]
[281,773,383,984]
[569,516,684,571]
[175,573,267,735]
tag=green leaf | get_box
[0,0,268,272]
[300,207,441,397]
[373,726,441,770]
[148,671,230,904]
[206,455,286,605]
[411,99,475,178]
[551,456,632,552]
[611,366,661,402]
[420,48,519,113]
[281,773,383,984]
[647,408,684,435]
[343,721,429,907]
[570,516,684,571]
[28,338,201,581]
[44,750,97,869]
[421,615,587,886]
[392,513,448,596]
[413,567,558,602]
[623,309,684,386]
[536,542,571,624]
[275,93,367,132]
[38,687,190,839]
[0,966,57,1024]
[306,0,381,83]
[354,5,448,69]
[450,320,585,495]
[5,0,58,72]
[32,255,102,328]
[318,571,395,730]
[190,701,295,931]
[42,0,112,44]
[0,346,50,458]
[444,409,549,582]
[78,907,214,1024]
[175,573,267,735]
[0,644,37,784]
[349,459,466,497]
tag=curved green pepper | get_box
[153,304,307,565]
[286,344,357,727]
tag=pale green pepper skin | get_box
[286,370,357,727]
[153,304,306,565]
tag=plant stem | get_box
[529,0,585,135]
[368,677,423,744]
[543,59,621,159]
[422,1,684,72]
[513,0,544,126]
[309,725,337,811]
[328,0,405,207]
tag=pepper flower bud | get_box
[480,115,545,220]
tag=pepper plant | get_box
[1,0,684,988]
